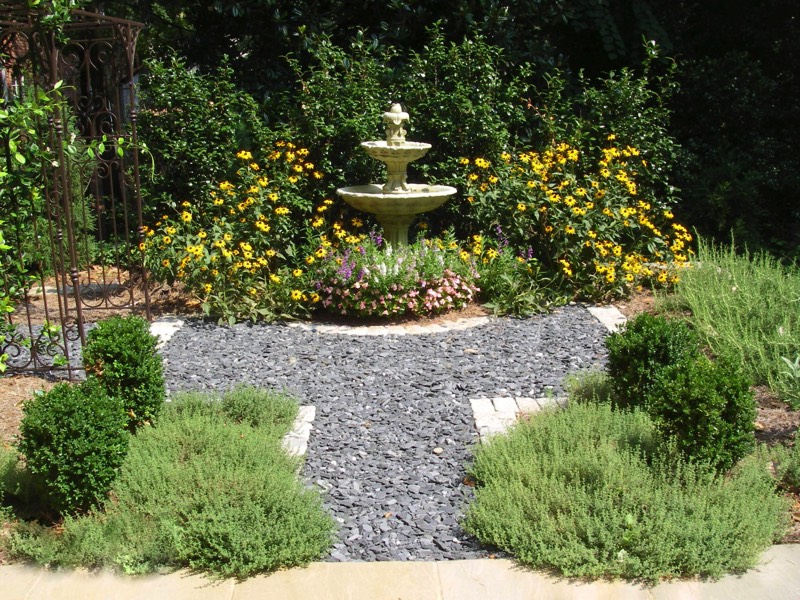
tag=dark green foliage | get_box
[83,315,165,430]
[137,54,271,218]
[649,356,756,472]
[605,313,699,409]
[476,251,564,316]
[531,50,681,210]
[464,402,787,582]
[672,52,800,258]
[273,34,394,190]
[17,380,129,515]
[400,29,531,173]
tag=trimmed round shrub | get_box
[649,356,756,472]
[605,313,700,409]
[18,380,129,515]
[83,315,165,430]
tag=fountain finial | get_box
[383,103,409,146]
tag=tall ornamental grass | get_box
[673,239,800,407]
[463,403,787,582]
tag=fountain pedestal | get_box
[336,104,456,246]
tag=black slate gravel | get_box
[160,304,610,562]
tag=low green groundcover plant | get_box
[1,386,335,578]
[463,402,788,582]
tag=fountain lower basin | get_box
[337,183,456,246]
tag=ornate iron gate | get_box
[1,6,149,379]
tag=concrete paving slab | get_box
[491,397,519,413]
[232,561,441,600]
[150,316,185,349]
[437,559,652,600]
[21,568,235,600]
[1,564,45,600]
[586,305,627,333]
[651,545,800,600]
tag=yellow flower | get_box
[203,283,212,294]
[270,274,281,284]
[468,173,479,181]
[291,289,303,301]
[516,203,527,212]
[459,157,470,165]
[315,247,326,258]
[565,225,576,235]
[288,176,298,184]
[236,150,253,160]
[181,211,192,223]
[607,133,617,141]
[219,181,234,191]
[249,162,260,171]
[305,255,315,265]
[162,236,172,245]
[161,259,170,268]
[293,268,303,277]
[275,207,290,216]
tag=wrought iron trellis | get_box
[0,4,150,379]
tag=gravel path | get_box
[160,304,610,561]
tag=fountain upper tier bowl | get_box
[360,140,431,165]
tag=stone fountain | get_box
[336,104,456,246]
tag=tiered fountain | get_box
[336,104,456,246]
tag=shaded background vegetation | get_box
[93,0,798,258]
